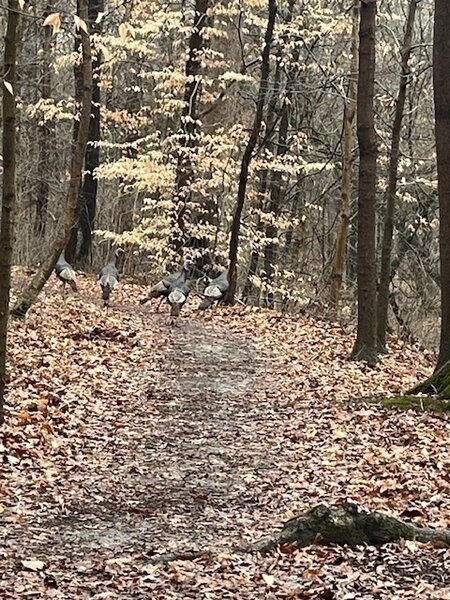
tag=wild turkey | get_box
[199,268,229,309]
[140,259,193,311]
[99,248,124,307]
[55,253,77,297]
[168,278,190,321]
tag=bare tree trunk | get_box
[330,0,359,304]
[11,0,93,319]
[77,0,104,265]
[350,0,378,364]
[170,0,210,255]
[226,0,277,304]
[66,0,102,266]
[0,0,20,424]
[376,0,419,351]
[434,0,450,370]
[35,1,53,237]
[263,102,288,308]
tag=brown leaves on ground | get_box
[1,270,449,599]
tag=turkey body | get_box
[199,269,229,309]
[99,248,123,306]
[55,255,77,293]
[141,260,193,311]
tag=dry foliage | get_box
[1,269,449,598]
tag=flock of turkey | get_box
[54,250,230,319]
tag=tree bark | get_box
[434,0,450,370]
[11,0,93,319]
[376,0,419,352]
[330,0,359,305]
[147,502,450,564]
[0,0,20,424]
[66,0,103,266]
[34,1,53,237]
[408,358,450,398]
[226,0,277,304]
[350,0,378,364]
[170,0,210,255]
[249,503,450,554]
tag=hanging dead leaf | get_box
[95,11,105,23]
[43,12,61,35]
[18,0,25,9]
[3,81,13,95]
[74,15,89,34]
[118,23,128,42]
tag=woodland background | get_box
[4,0,438,345]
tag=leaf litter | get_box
[1,270,450,598]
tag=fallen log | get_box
[249,502,450,554]
[146,502,450,564]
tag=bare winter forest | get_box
[1,0,450,598]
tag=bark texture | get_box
[147,502,450,564]
[376,0,418,351]
[170,0,210,254]
[11,0,93,319]
[434,0,450,370]
[330,0,359,304]
[226,0,277,304]
[408,359,450,398]
[35,1,53,237]
[351,0,378,363]
[0,0,20,424]
[66,0,103,265]
[250,503,450,554]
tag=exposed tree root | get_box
[408,359,450,398]
[147,503,450,564]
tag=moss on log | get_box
[249,503,450,554]
[368,395,450,413]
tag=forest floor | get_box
[1,272,450,599]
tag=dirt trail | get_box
[3,311,280,562]
[3,288,450,599]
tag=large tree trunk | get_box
[330,0,359,305]
[434,0,450,370]
[11,0,93,319]
[350,0,378,364]
[66,0,103,266]
[376,0,419,352]
[34,1,53,238]
[226,0,277,304]
[0,0,20,424]
[170,0,210,256]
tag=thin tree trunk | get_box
[263,102,288,308]
[330,0,359,304]
[170,0,210,255]
[11,0,93,319]
[0,0,20,424]
[35,1,53,237]
[376,0,419,351]
[434,0,450,370]
[66,0,102,265]
[226,0,277,304]
[350,0,378,364]
[77,0,103,264]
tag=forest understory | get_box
[1,271,450,599]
